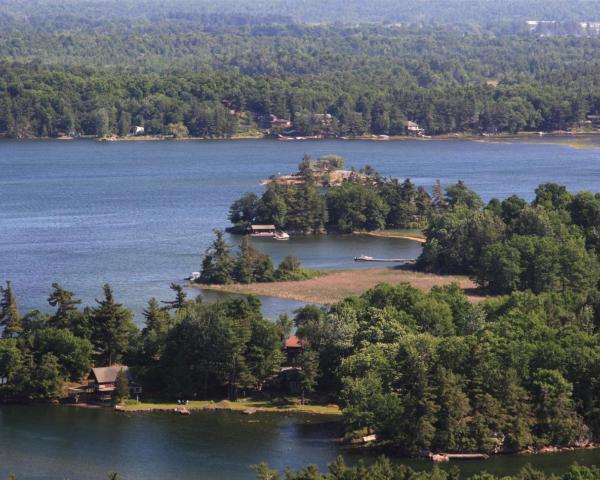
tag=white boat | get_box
[274,231,290,241]
[354,255,374,261]
[186,271,201,281]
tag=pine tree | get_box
[199,229,235,284]
[47,282,82,330]
[113,368,130,404]
[161,283,188,311]
[432,179,447,209]
[142,298,172,361]
[0,281,22,338]
[235,236,258,283]
[90,284,133,366]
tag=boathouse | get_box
[250,224,276,236]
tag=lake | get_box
[1,137,599,319]
[2,137,600,479]
[1,405,599,480]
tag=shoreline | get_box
[193,267,485,305]
[3,130,600,143]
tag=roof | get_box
[90,365,130,384]
[251,224,276,230]
[285,335,303,348]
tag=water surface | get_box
[1,138,599,318]
[1,405,599,480]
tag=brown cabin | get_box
[69,365,141,403]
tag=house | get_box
[313,113,333,127]
[69,365,141,403]
[257,114,292,130]
[406,120,425,137]
[270,366,303,395]
[128,126,145,136]
[586,115,600,126]
[269,114,292,129]
[249,224,276,236]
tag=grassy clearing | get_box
[119,398,341,415]
[196,267,485,304]
[354,229,426,243]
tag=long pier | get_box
[430,453,489,462]
[354,256,416,263]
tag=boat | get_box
[186,271,201,281]
[354,255,374,261]
[273,231,290,241]
[174,407,191,416]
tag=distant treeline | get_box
[3,25,600,138]
[4,0,600,30]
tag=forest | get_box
[3,0,600,29]
[253,459,600,480]
[3,19,600,137]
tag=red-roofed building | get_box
[285,335,302,349]
[284,335,304,364]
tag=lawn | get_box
[118,398,341,415]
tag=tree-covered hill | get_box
[3,0,600,29]
[2,2,600,138]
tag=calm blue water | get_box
[2,138,600,480]
[1,405,600,480]
[1,138,599,320]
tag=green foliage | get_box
[160,296,283,398]
[327,182,389,232]
[114,369,130,404]
[260,457,600,480]
[199,229,236,284]
[420,183,600,296]
[299,282,600,453]
[161,283,188,311]
[234,236,275,284]
[274,256,318,281]
[0,281,22,338]
[230,160,431,233]
[198,233,314,284]
[90,284,135,366]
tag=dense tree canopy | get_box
[419,182,600,295]
[293,282,600,454]
[229,159,430,234]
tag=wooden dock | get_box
[430,453,489,462]
[354,256,416,263]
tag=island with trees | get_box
[228,155,431,235]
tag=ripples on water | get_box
[1,405,599,480]
[2,139,600,479]
[1,138,599,319]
